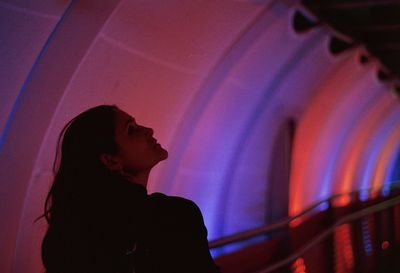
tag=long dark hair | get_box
[41,105,143,273]
[43,105,119,224]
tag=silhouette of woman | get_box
[41,105,219,273]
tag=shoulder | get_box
[148,193,205,226]
[149,192,202,215]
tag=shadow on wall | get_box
[266,118,296,223]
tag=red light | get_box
[292,258,307,273]
[381,241,390,250]
[290,218,303,228]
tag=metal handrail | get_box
[209,182,400,249]
[257,193,400,273]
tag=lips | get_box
[150,138,158,146]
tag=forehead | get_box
[114,109,134,128]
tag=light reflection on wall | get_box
[334,91,392,196]
[372,124,400,190]
[333,224,354,273]
[289,50,392,215]
[361,217,373,256]
[360,108,400,192]
[1,1,400,273]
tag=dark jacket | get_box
[42,181,219,273]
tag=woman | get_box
[41,105,219,273]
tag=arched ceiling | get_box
[1,1,400,272]
[302,0,400,82]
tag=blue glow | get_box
[318,132,352,200]
[361,218,373,256]
[317,201,329,211]
[317,80,379,200]
[360,131,388,190]
[359,189,370,201]
[388,148,400,182]
[0,0,74,153]
[360,109,398,190]
[381,185,391,197]
[214,20,325,241]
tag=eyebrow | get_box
[125,118,135,127]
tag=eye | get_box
[127,124,139,135]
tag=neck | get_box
[122,169,150,188]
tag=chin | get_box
[160,149,168,160]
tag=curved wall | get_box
[0,0,399,272]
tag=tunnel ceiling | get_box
[302,0,400,81]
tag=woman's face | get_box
[106,109,168,175]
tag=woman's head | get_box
[100,108,168,181]
[56,105,119,176]
[56,105,168,180]
[44,105,168,223]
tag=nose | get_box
[146,127,154,137]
